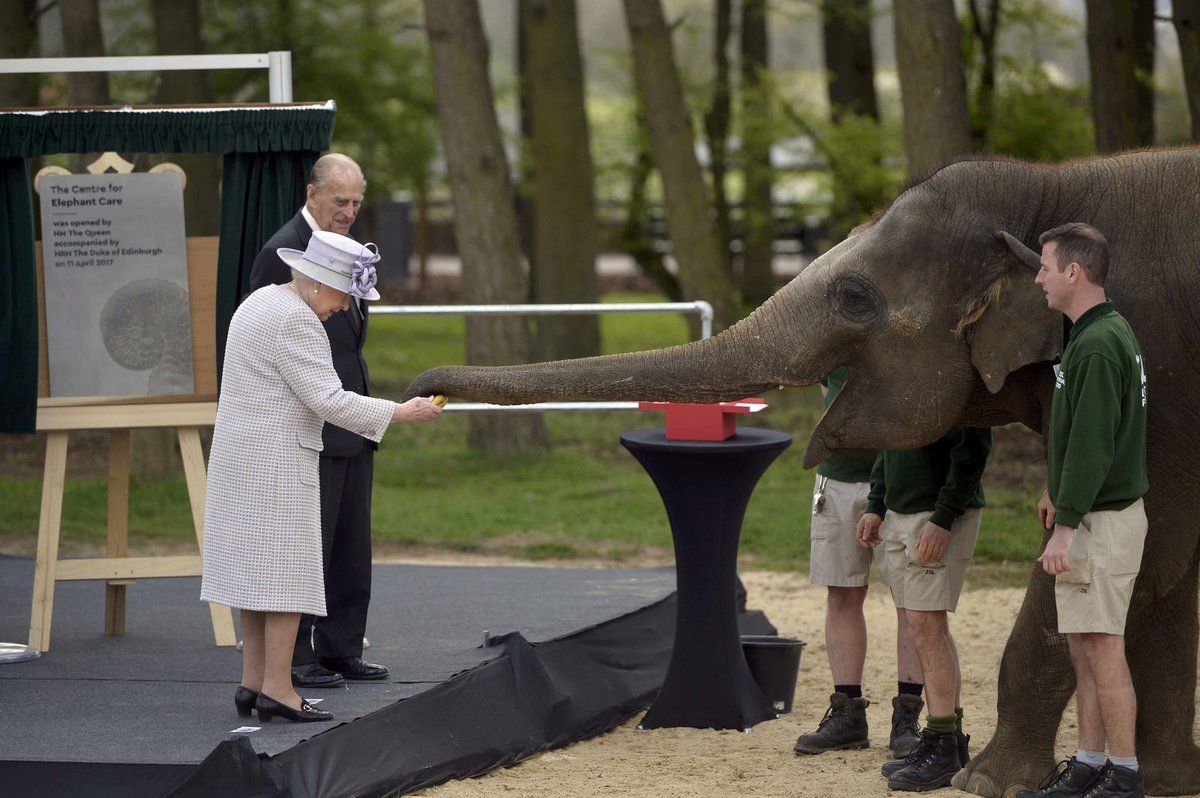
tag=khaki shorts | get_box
[876,508,982,612]
[1055,499,1147,636]
[809,477,880,587]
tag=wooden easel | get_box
[27,153,234,651]
[29,401,235,651]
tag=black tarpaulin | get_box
[163,595,678,798]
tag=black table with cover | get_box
[621,426,793,730]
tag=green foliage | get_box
[588,95,641,203]
[806,111,905,244]
[996,0,1079,45]
[985,68,1094,161]
[962,0,1095,161]
[776,94,905,247]
[202,0,438,200]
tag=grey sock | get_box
[1076,749,1106,768]
[1109,755,1139,772]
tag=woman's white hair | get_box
[290,268,319,288]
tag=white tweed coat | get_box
[200,285,395,614]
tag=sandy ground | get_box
[413,569,1194,798]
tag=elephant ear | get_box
[963,231,1063,394]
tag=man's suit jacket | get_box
[247,211,375,457]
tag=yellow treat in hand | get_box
[431,395,448,408]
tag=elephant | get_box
[403,150,1200,796]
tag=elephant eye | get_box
[829,275,883,327]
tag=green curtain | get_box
[215,150,317,379]
[0,108,334,158]
[0,106,334,433]
[0,157,37,432]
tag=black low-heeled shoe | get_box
[255,693,333,723]
[234,686,259,718]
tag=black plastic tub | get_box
[741,635,807,714]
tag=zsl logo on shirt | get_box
[1053,364,1065,390]
[1136,355,1147,408]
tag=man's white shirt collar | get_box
[301,205,321,232]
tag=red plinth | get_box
[637,399,767,441]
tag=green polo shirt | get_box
[815,367,877,483]
[1047,301,1148,529]
[866,427,991,531]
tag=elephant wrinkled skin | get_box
[405,151,1200,796]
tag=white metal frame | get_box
[373,301,715,413]
[0,52,293,103]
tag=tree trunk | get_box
[1175,0,1200,142]
[151,0,221,238]
[623,0,737,331]
[822,0,878,121]
[740,0,774,306]
[424,0,548,456]
[60,0,108,105]
[0,0,37,107]
[703,0,733,280]
[1085,0,1154,153]
[893,0,971,178]
[966,0,1000,148]
[515,0,536,294]
[621,110,681,301]
[523,0,601,361]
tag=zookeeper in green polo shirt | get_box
[857,426,992,792]
[1018,223,1149,798]
[792,367,924,761]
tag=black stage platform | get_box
[0,556,772,797]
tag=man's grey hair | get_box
[309,153,365,191]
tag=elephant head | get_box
[404,159,1064,466]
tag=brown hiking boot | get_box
[792,692,869,754]
[889,694,923,758]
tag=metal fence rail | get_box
[0,52,294,102]
[373,301,714,339]
[373,301,714,413]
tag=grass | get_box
[0,293,1051,571]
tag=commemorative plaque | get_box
[39,172,193,397]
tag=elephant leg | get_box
[954,568,1074,798]
[1126,550,1200,796]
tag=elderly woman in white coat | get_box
[201,230,441,723]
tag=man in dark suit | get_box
[247,153,389,688]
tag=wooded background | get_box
[2,0,1191,460]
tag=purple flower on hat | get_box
[348,243,380,299]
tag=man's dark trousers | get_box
[295,447,374,663]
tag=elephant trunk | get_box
[402,267,835,405]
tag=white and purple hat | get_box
[277,230,381,301]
